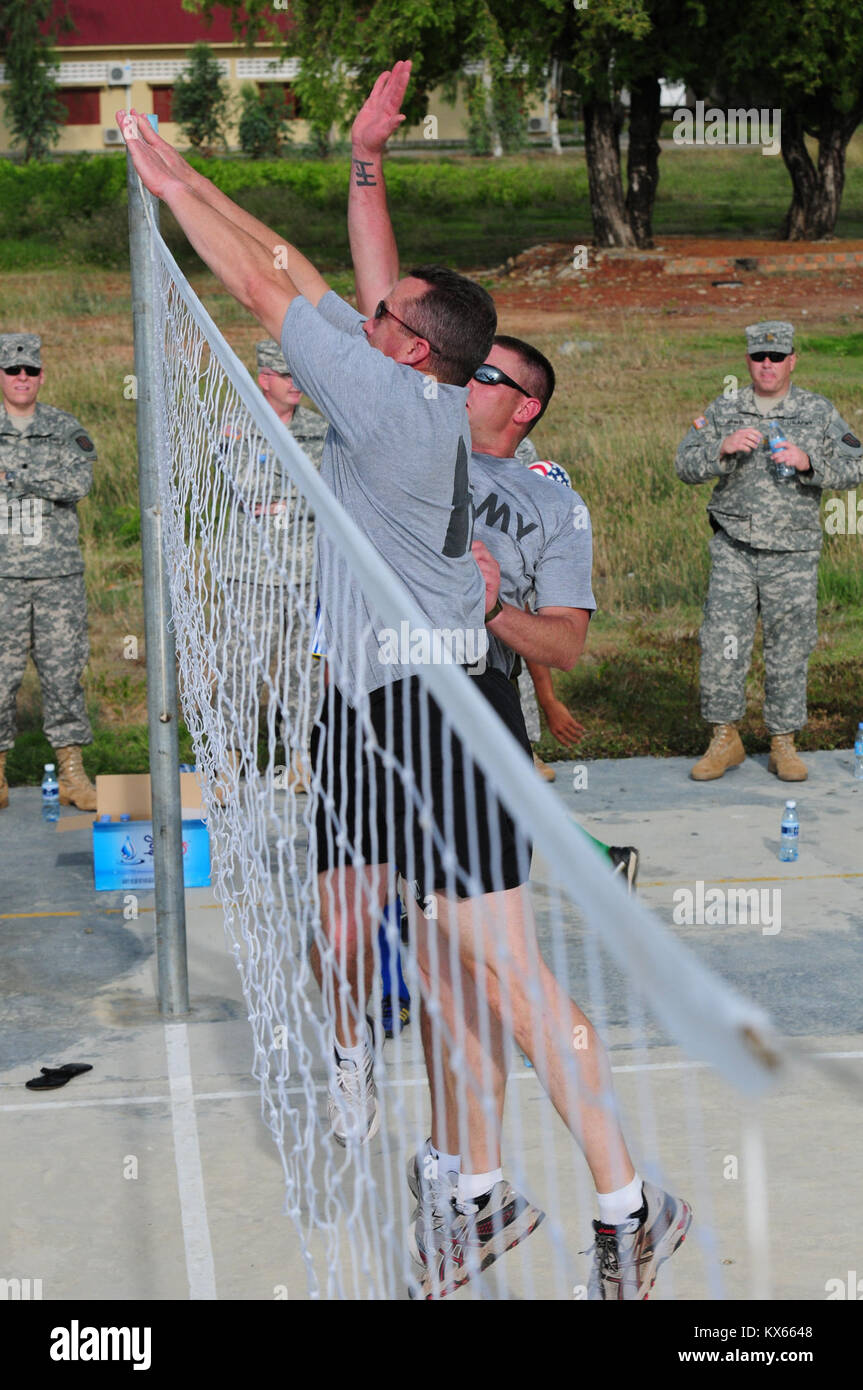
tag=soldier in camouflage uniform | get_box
[0,333,98,810]
[676,320,863,781]
[215,340,327,794]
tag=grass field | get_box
[3,142,863,783]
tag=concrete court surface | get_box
[1,748,861,1302]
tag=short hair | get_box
[404,264,497,386]
[493,335,556,435]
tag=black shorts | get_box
[310,670,532,901]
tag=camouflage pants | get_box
[699,529,819,734]
[217,576,321,757]
[0,574,92,750]
[517,667,541,743]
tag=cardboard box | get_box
[56,772,211,892]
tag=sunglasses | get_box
[374,300,441,356]
[473,362,534,398]
[750,351,789,363]
[2,364,41,377]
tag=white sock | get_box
[427,1140,460,1177]
[334,1028,370,1065]
[597,1174,644,1226]
[458,1168,503,1205]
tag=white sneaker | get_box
[327,1042,379,1147]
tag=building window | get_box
[150,87,174,123]
[58,88,101,125]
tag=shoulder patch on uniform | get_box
[693,416,708,430]
[75,433,95,452]
[842,432,861,448]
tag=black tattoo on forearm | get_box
[353,159,377,187]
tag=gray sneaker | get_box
[410,1180,544,1300]
[327,1043,379,1147]
[587,1180,691,1299]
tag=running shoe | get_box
[410,1180,544,1300]
[327,1042,379,1147]
[609,845,639,893]
[587,1180,691,1300]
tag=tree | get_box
[715,0,863,240]
[237,83,294,158]
[171,42,231,154]
[0,0,67,161]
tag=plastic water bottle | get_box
[779,799,799,862]
[41,763,60,823]
[768,420,795,480]
[854,723,863,780]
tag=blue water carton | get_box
[56,771,210,891]
[92,816,210,891]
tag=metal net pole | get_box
[126,140,189,1017]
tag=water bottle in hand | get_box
[854,723,863,781]
[41,763,60,823]
[768,420,795,480]
[779,799,799,862]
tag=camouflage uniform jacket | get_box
[675,382,863,552]
[0,402,96,577]
[219,404,328,583]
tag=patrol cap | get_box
[745,321,794,355]
[255,339,291,374]
[0,332,42,370]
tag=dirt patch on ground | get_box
[481,236,863,333]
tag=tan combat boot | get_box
[55,745,97,810]
[690,724,745,781]
[285,751,310,794]
[0,751,8,810]
[768,733,808,782]
[533,752,556,783]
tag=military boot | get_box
[55,745,98,811]
[532,752,556,783]
[0,751,8,810]
[768,733,808,782]
[690,724,745,781]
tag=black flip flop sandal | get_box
[25,1063,93,1091]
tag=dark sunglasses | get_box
[2,364,41,377]
[473,362,534,398]
[750,351,789,363]
[374,300,441,356]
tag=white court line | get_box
[164,1023,217,1301]
[5,1050,862,1114]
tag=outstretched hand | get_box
[116,109,195,200]
[351,60,412,154]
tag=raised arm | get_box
[118,110,329,310]
[348,62,412,316]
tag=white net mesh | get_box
[145,223,791,1302]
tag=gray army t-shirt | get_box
[471,452,596,678]
[281,291,485,700]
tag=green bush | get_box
[237,83,294,159]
